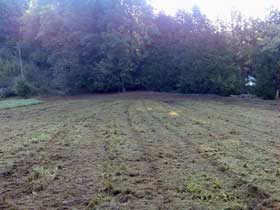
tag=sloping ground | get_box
[0,99,43,110]
[0,92,279,210]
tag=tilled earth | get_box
[0,92,280,210]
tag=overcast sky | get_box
[149,0,280,21]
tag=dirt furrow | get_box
[174,100,280,138]
[1,93,280,210]
[0,101,114,210]
[143,100,279,209]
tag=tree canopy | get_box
[0,0,280,99]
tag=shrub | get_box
[13,80,32,97]
[0,88,15,98]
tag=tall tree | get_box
[251,9,280,99]
[0,0,28,88]
[1,0,278,99]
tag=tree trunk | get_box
[120,76,126,93]
[276,62,280,100]
[17,43,24,80]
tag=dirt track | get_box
[0,92,280,210]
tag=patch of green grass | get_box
[185,174,240,203]
[0,99,43,110]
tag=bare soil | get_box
[0,92,280,210]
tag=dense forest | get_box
[0,0,280,99]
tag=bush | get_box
[13,80,32,97]
[0,88,15,98]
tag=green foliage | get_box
[0,50,20,87]
[13,79,32,97]
[252,20,280,99]
[0,0,279,99]
[0,88,14,98]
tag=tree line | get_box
[0,0,280,99]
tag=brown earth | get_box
[0,92,280,210]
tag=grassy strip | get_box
[0,99,43,110]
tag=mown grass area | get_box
[0,99,43,110]
[0,92,279,210]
